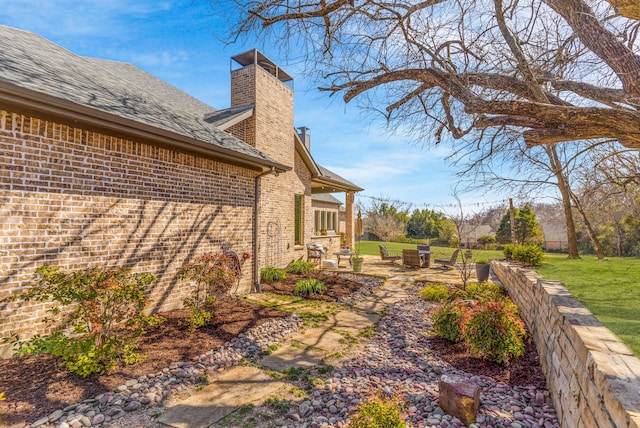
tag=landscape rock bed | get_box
[23,315,303,428]
[280,295,561,428]
[10,273,383,428]
[6,273,560,428]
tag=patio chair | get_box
[402,249,425,269]
[307,243,325,265]
[434,249,460,269]
[379,245,401,264]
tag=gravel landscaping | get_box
[1,273,559,428]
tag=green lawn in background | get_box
[357,240,639,357]
[535,254,640,357]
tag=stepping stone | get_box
[326,311,379,334]
[158,366,284,428]
[291,328,345,352]
[260,344,326,371]
[349,297,388,314]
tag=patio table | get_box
[333,251,355,267]
[418,250,432,268]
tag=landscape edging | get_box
[491,261,640,428]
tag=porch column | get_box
[345,191,355,249]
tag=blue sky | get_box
[0,0,510,214]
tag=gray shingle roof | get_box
[204,105,254,129]
[0,25,282,168]
[311,193,342,205]
[317,165,363,191]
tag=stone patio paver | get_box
[259,344,326,371]
[290,328,346,352]
[158,366,285,428]
[324,310,380,335]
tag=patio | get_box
[329,254,472,286]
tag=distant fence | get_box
[491,261,640,428]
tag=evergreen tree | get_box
[496,205,542,244]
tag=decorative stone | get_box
[438,374,481,425]
[124,400,141,411]
[48,409,64,422]
[32,416,51,427]
[92,414,105,425]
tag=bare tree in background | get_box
[217,0,640,148]
[358,197,410,242]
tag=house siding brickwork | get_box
[0,109,257,357]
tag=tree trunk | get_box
[570,192,605,259]
[545,146,581,258]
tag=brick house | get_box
[0,26,362,356]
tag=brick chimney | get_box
[297,126,311,151]
[228,50,294,166]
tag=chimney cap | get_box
[231,49,293,83]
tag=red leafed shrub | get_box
[6,266,162,377]
[461,298,527,364]
[179,252,240,331]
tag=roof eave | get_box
[294,131,321,177]
[311,177,364,193]
[0,81,290,174]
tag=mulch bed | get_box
[0,272,547,426]
[260,272,365,301]
[427,336,547,389]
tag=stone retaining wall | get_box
[491,261,640,428]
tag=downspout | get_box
[253,166,277,293]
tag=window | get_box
[294,195,303,245]
[314,209,338,234]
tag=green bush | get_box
[503,244,514,259]
[512,244,544,266]
[260,267,287,282]
[8,266,162,377]
[287,260,317,275]
[461,298,527,363]
[180,253,240,332]
[294,278,325,296]
[418,283,452,302]
[504,244,544,266]
[465,282,504,301]
[431,303,467,342]
[348,392,407,428]
[478,235,497,245]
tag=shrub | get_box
[503,244,514,259]
[260,267,287,282]
[512,244,544,266]
[294,278,325,296]
[504,244,544,266]
[8,266,162,377]
[180,253,239,331]
[465,282,504,301]
[287,260,317,275]
[477,235,497,245]
[461,298,527,363]
[348,392,407,428]
[431,302,467,342]
[418,283,452,302]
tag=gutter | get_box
[253,167,278,293]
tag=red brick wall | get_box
[0,110,257,357]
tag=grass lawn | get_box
[358,241,640,357]
[535,254,640,357]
